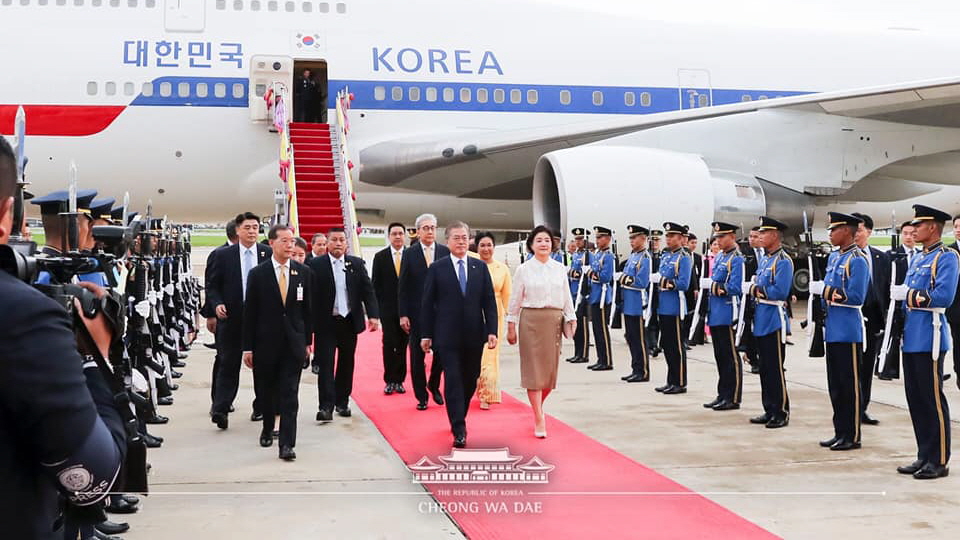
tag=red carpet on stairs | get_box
[290,122,343,239]
[349,332,779,540]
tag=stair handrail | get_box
[268,81,301,235]
[334,87,361,256]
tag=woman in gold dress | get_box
[475,231,512,410]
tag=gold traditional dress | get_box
[476,257,511,404]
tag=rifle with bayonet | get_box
[879,210,903,364]
[801,211,826,357]
[688,240,710,341]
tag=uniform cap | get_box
[711,221,739,237]
[663,222,686,235]
[593,226,612,237]
[30,188,97,215]
[407,227,418,238]
[627,225,650,237]
[910,204,952,225]
[649,229,664,238]
[89,197,115,221]
[757,216,788,232]
[826,212,863,230]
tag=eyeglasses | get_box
[449,235,470,242]
[420,225,437,231]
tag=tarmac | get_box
[117,248,960,539]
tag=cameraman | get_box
[0,138,127,538]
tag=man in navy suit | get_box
[419,221,498,448]
[207,212,272,429]
[202,221,237,407]
[398,213,450,410]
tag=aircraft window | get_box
[146,0,154,5]
[178,82,191,97]
[196,83,209,98]
[39,0,48,5]
[302,1,311,11]
[105,82,117,96]
[232,83,245,99]
[216,0,225,8]
[425,87,437,102]
[493,88,505,104]
[758,95,768,100]
[318,2,328,12]
[336,2,345,13]
[268,1,277,11]
[408,87,421,102]
[373,86,385,101]
[460,88,472,103]
[141,82,154,97]
[527,89,538,104]
[510,89,521,104]
[391,86,402,101]
[285,1,294,11]
[127,0,136,6]
[110,0,119,5]
[93,0,103,5]
[233,0,241,9]
[640,91,651,107]
[592,91,603,106]
[74,0,83,5]
[159,82,172,97]
[559,90,571,105]
[58,0,67,5]
[442,88,454,102]
[2,0,11,6]
[476,88,488,103]
[698,94,709,107]
[250,0,260,9]
[624,92,635,106]
[214,83,226,98]
[123,82,135,96]
[741,94,752,102]
[86,82,98,96]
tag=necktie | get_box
[425,245,433,266]
[242,249,255,301]
[279,266,287,305]
[393,251,401,276]
[458,259,467,295]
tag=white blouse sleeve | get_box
[506,263,524,324]
[560,267,576,322]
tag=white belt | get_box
[909,306,948,354]
[679,290,688,319]
[757,299,788,344]
[827,301,867,347]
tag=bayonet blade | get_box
[802,210,809,234]
[122,191,130,225]
[68,160,78,213]
[14,106,26,183]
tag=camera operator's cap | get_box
[850,212,874,230]
[711,221,739,237]
[663,222,686,235]
[89,197,115,221]
[571,227,589,238]
[758,216,788,231]
[627,225,649,238]
[910,204,952,225]
[826,212,863,231]
[30,188,97,215]
[593,226,612,237]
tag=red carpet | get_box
[350,332,778,540]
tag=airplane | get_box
[3,0,960,244]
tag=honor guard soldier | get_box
[893,204,957,479]
[566,227,592,364]
[819,212,870,451]
[552,231,566,264]
[646,228,664,356]
[585,226,615,371]
[747,216,794,428]
[619,225,652,382]
[654,222,693,394]
[30,188,98,285]
[704,222,744,410]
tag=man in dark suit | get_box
[372,222,408,395]
[852,213,890,425]
[309,227,379,422]
[202,221,237,407]
[207,212,272,429]
[948,216,960,388]
[419,221,498,448]
[398,213,451,410]
[242,225,312,461]
[683,232,706,347]
[880,222,918,380]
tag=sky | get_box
[535,0,960,33]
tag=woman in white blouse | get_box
[507,226,577,438]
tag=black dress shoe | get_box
[316,410,333,423]
[453,435,466,448]
[565,356,579,363]
[93,530,121,540]
[169,383,179,391]
[819,436,839,448]
[749,414,771,424]
[251,411,263,422]
[142,433,163,448]
[416,401,428,411]
[651,347,661,358]
[765,417,789,429]
[569,356,589,363]
[211,412,228,430]
[279,445,296,461]
[862,412,879,425]
[663,385,687,394]
[592,364,613,371]
[878,374,893,381]
[157,396,174,406]
[171,370,182,379]
[272,430,280,438]
[336,406,352,417]
[586,362,602,370]
[913,463,949,479]
[395,384,406,394]
[898,460,926,474]
[229,405,236,413]
[260,433,273,448]
[145,414,169,425]
[121,494,140,506]
[384,383,395,395]
[713,401,740,411]
[95,520,130,535]
[655,384,670,393]
[105,497,139,514]
[625,374,648,382]
[749,365,760,374]
[430,389,444,405]
[829,440,861,451]
[171,360,187,368]
[621,373,634,381]
[703,397,722,409]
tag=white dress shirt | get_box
[330,254,350,316]
[506,258,576,323]
[239,243,258,301]
[450,252,469,288]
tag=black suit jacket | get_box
[242,259,313,363]
[206,243,272,327]
[419,255,498,350]
[200,242,230,318]
[397,242,451,324]
[372,246,403,318]
[308,254,380,335]
[863,246,890,329]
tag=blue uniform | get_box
[657,248,692,316]
[568,250,589,299]
[567,250,592,361]
[750,248,794,337]
[587,249,615,305]
[707,249,744,327]
[903,242,959,353]
[822,246,870,343]
[619,249,651,316]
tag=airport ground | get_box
[117,247,960,539]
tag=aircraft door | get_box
[249,55,293,121]
[678,69,712,110]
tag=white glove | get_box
[582,266,593,276]
[164,283,175,296]
[134,300,151,318]
[809,281,825,296]
[741,281,754,293]
[890,284,909,301]
[699,277,712,289]
[650,272,661,283]
[147,290,158,305]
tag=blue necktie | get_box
[458,259,467,295]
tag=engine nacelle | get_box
[533,146,812,241]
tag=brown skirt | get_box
[519,308,564,390]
